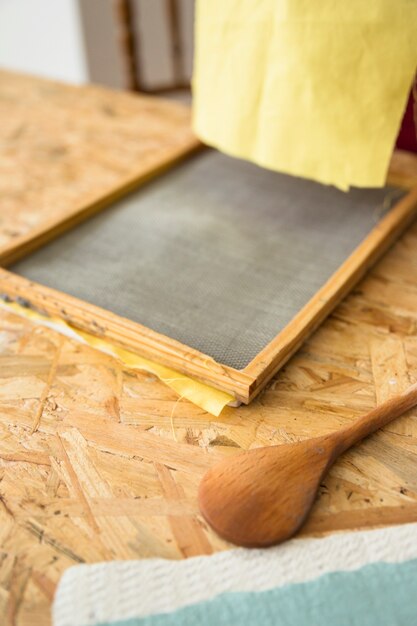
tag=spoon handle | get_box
[335,381,417,454]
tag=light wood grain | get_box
[0,268,255,401]
[245,184,417,396]
[2,71,417,624]
[1,182,417,404]
[2,71,417,404]
[0,69,200,266]
[199,382,417,547]
[2,221,417,623]
[387,149,417,189]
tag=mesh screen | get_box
[11,151,400,369]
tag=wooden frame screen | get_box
[2,151,417,404]
[3,70,417,405]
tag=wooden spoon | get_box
[199,382,417,548]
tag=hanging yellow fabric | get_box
[193,0,417,190]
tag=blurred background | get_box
[0,0,194,93]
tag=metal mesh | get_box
[11,151,400,369]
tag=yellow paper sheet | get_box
[0,300,234,417]
[193,0,417,190]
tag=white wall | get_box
[0,0,87,83]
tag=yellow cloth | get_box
[193,0,417,190]
[0,300,234,416]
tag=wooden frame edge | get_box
[0,139,202,268]
[0,269,255,403]
[2,150,417,406]
[243,183,417,401]
[3,149,413,269]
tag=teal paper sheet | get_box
[94,558,417,626]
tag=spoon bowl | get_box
[199,382,417,547]
[199,435,336,547]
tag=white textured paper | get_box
[54,523,417,626]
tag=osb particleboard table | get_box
[2,71,417,626]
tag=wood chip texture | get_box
[1,71,417,625]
